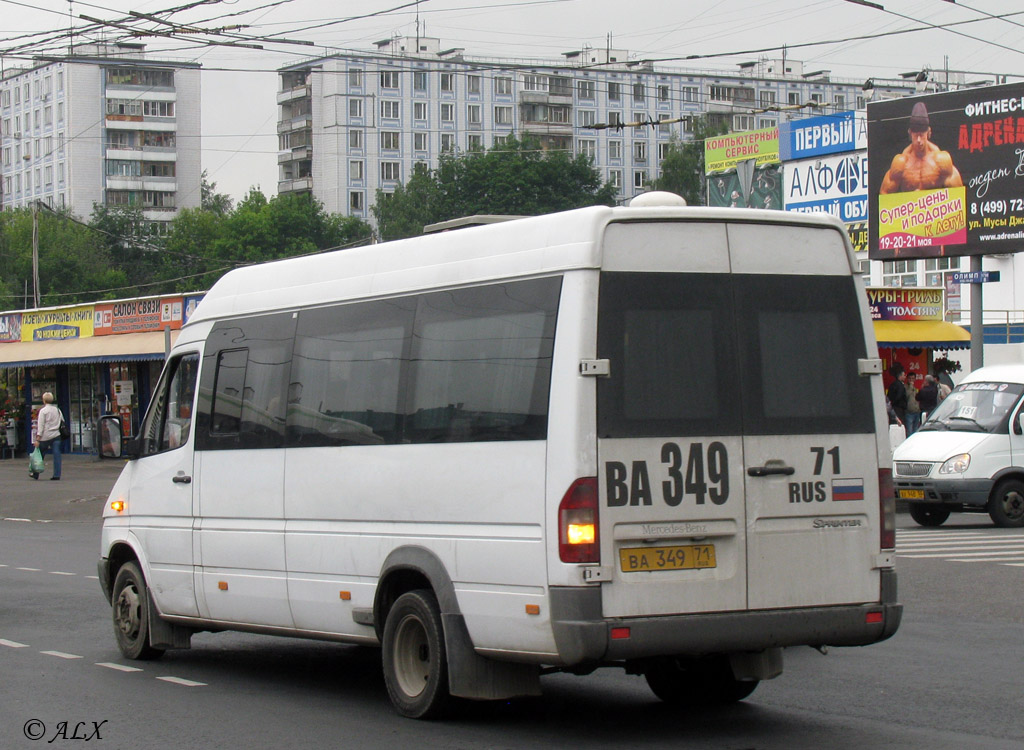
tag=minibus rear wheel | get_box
[111,561,165,661]
[908,505,950,527]
[382,589,451,719]
[988,479,1024,528]
[644,656,758,705]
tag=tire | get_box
[909,505,950,527]
[381,589,451,719]
[644,656,758,705]
[111,562,165,661]
[988,479,1024,528]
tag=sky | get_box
[2,0,1024,204]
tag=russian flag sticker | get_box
[832,478,865,501]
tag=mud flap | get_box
[442,613,541,700]
[147,591,192,650]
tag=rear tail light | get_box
[879,468,896,550]
[559,477,600,563]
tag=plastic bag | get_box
[29,447,45,475]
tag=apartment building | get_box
[276,36,915,220]
[0,42,201,231]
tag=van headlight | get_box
[939,453,971,474]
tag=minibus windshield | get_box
[920,382,1024,433]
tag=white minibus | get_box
[98,193,901,718]
[894,363,1024,528]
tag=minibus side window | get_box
[288,298,415,447]
[138,353,199,455]
[196,313,296,450]
[406,277,560,443]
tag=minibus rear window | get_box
[598,272,874,438]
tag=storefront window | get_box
[68,364,100,452]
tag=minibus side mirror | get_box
[97,416,125,460]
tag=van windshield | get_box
[921,382,1024,433]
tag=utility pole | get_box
[31,200,40,308]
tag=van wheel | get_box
[382,590,450,719]
[111,562,164,661]
[909,505,950,527]
[644,656,758,705]
[988,479,1024,528]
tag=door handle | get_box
[172,474,192,484]
[747,463,795,477]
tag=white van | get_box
[97,194,901,718]
[893,363,1024,528]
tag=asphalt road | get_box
[1,456,1022,748]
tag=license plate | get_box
[619,544,716,572]
[898,489,925,499]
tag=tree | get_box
[650,116,730,206]
[0,206,128,307]
[373,136,618,240]
[200,170,233,215]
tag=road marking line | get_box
[950,557,1024,563]
[0,639,30,648]
[899,550,1024,558]
[157,676,206,687]
[49,571,75,576]
[40,650,83,660]
[3,518,32,523]
[16,567,40,571]
[97,662,143,673]
[1004,563,1024,567]
[85,575,99,580]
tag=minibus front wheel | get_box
[382,589,451,719]
[988,479,1024,528]
[111,562,165,661]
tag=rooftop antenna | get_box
[68,1,74,56]
[415,0,420,53]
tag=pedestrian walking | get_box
[32,392,63,481]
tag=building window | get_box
[578,109,596,127]
[106,159,141,176]
[380,100,400,119]
[608,82,621,101]
[440,73,454,92]
[414,132,428,151]
[577,79,595,99]
[380,161,401,181]
[681,86,698,103]
[834,94,846,110]
[143,101,174,117]
[523,74,546,92]
[578,139,596,160]
[350,191,364,211]
[495,76,512,96]
[494,105,512,126]
[106,99,142,116]
[467,104,481,125]
[633,82,645,103]
[143,132,175,148]
[659,142,671,160]
[349,98,363,118]
[658,85,669,103]
[467,134,483,151]
[609,169,622,189]
[440,103,454,122]
[413,101,427,121]
[609,111,623,127]
[349,69,363,88]
[549,76,572,97]
[441,133,455,152]
[634,170,647,189]
[467,75,481,95]
[609,140,622,160]
[881,260,918,287]
[380,71,399,89]
[788,91,801,105]
[380,131,400,150]
[494,134,509,147]
[349,129,363,149]
[760,90,777,108]
[413,71,427,91]
[633,141,647,162]
[733,115,754,131]
[757,118,777,130]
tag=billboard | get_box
[94,296,184,336]
[866,288,943,321]
[784,151,869,224]
[20,306,95,341]
[868,81,1024,259]
[707,164,782,210]
[705,127,780,173]
[779,110,867,161]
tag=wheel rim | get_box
[1000,489,1024,521]
[392,613,431,699]
[115,583,143,641]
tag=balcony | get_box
[277,85,311,105]
[278,177,312,193]
[277,116,312,134]
[278,146,311,164]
